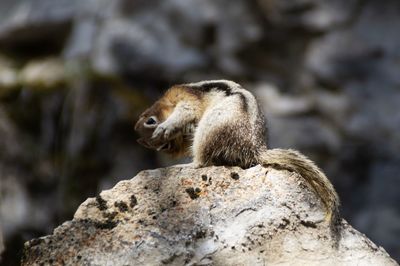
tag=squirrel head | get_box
[135,100,169,150]
[135,99,190,156]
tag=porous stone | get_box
[22,165,397,265]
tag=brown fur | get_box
[135,81,340,235]
[135,85,205,156]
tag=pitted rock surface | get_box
[22,165,397,265]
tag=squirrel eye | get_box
[145,116,157,126]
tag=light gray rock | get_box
[22,165,397,265]
[90,0,262,78]
[19,58,67,89]
[0,55,18,92]
[0,173,30,238]
[254,83,313,116]
[256,0,360,30]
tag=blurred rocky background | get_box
[0,0,399,264]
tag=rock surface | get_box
[22,165,397,266]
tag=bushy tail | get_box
[260,148,340,227]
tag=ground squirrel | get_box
[135,80,340,228]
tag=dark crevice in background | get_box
[0,21,72,60]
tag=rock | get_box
[0,0,75,50]
[0,171,31,239]
[305,1,400,86]
[90,0,262,78]
[0,161,54,251]
[0,108,23,159]
[22,165,397,265]
[256,0,360,31]
[268,116,341,156]
[19,58,67,89]
[0,55,18,94]
[254,83,313,116]
[0,65,18,91]
[253,83,342,157]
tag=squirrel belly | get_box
[135,80,340,227]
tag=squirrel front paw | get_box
[152,122,175,141]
